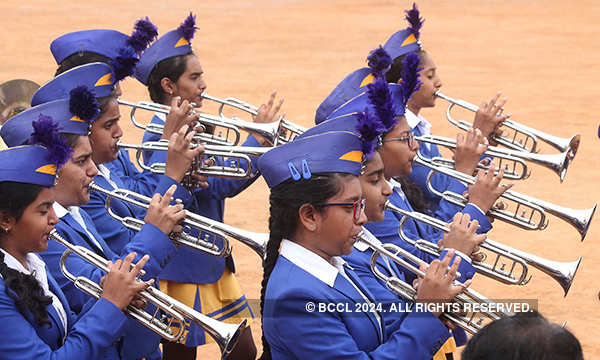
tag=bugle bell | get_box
[435,91,580,158]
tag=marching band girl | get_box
[257,130,470,359]
[1,89,194,359]
[0,120,150,360]
[131,13,282,360]
[316,3,509,213]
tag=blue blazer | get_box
[343,241,468,348]
[0,263,127,360]
[263,255,454,359]
[364,190,487,283]
[81,150,194,254]
[144,115,263,284]
[39,210,176,359]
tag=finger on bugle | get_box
[358,230,512,334]
[50,229,246,357]
[434,91,580,158]
[415,152,596,240]
[385,201,581,296]
[89,182,268,259]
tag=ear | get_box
[298,204,322,232]
[160,77,176,96]
[0,211,16,232]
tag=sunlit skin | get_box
[54,136,99,207]
[0,187,58,267]
[359,152,392,223]
[378,117,420,179]
[294,176,367,263]
[405,52,442,116]
[88,98,123,165]
[161,54,207,108]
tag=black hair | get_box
[147,52,193,104]
[385,49,426,84]
[462,310,583,360]
[395,176,430,214]
[0,181,53,326]
[55,51,111,76]
[259,173,353,360]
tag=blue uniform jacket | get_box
[343,234,468,348]
[364,189,491,283]
[264,255,454,359]
[40,210,176,359]
[82,157,194,254]
[0,263,127,360]
[143,114,263,284]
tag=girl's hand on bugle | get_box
[101,252,152,310]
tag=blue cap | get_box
[327,84,406,121]
[315,68,374,125]
[135,13,196,85]
[0,145,61,186]
[382,28,421,61]
[1,99,91,147]
[258,131,363,188]
[32,63,114,106]
[51,29,129,64]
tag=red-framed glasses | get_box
[314,198,366,222]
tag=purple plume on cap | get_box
[367,46,393,79]
[355,109,385,158]
[29,114,73,168]
[367,78,397,132]
[178,12,197,41]
[110,46,138,82]
[127,17,158,55]
[69,86,100,122]
[399,52,422,106]
[405,3,424,39]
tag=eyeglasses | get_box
[382,132,416,148]
[314,198,366,222]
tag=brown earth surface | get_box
[1,0,598,358]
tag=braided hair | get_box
[0,181,53,326]
[259,173,352,360]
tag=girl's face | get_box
[0,187,58,260]
[360,152,392,223]
[379,117,420,178]
[172,54,207,108]
[89,98,122,165]
[406,52,442,112]
[311,176,367,258]
[54,136,98,207]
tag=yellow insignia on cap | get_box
[339,151,363,163]
[95,73,113,87]
[35,164,57,175]
[174,37,190,48]
[70,115,86,123]
[359,74,375,88]
[401,33,417,47]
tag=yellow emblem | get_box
[359,74,375,88]
[70,115,86,123]
[174,37,190,48]
[94,73,113,87]
[401,33,417,47]
[339,151,363,163]
[35,164,57,175]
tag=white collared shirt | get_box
[0,249,68,332]
[280,240,383,339]
[97,164,119,190]
[53,203,105,253]
[405,108,432,150]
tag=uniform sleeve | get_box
[267,289,452,360]
[112,150,162,197]
[0,290,126,360]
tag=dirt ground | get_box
[1,0,598,358]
